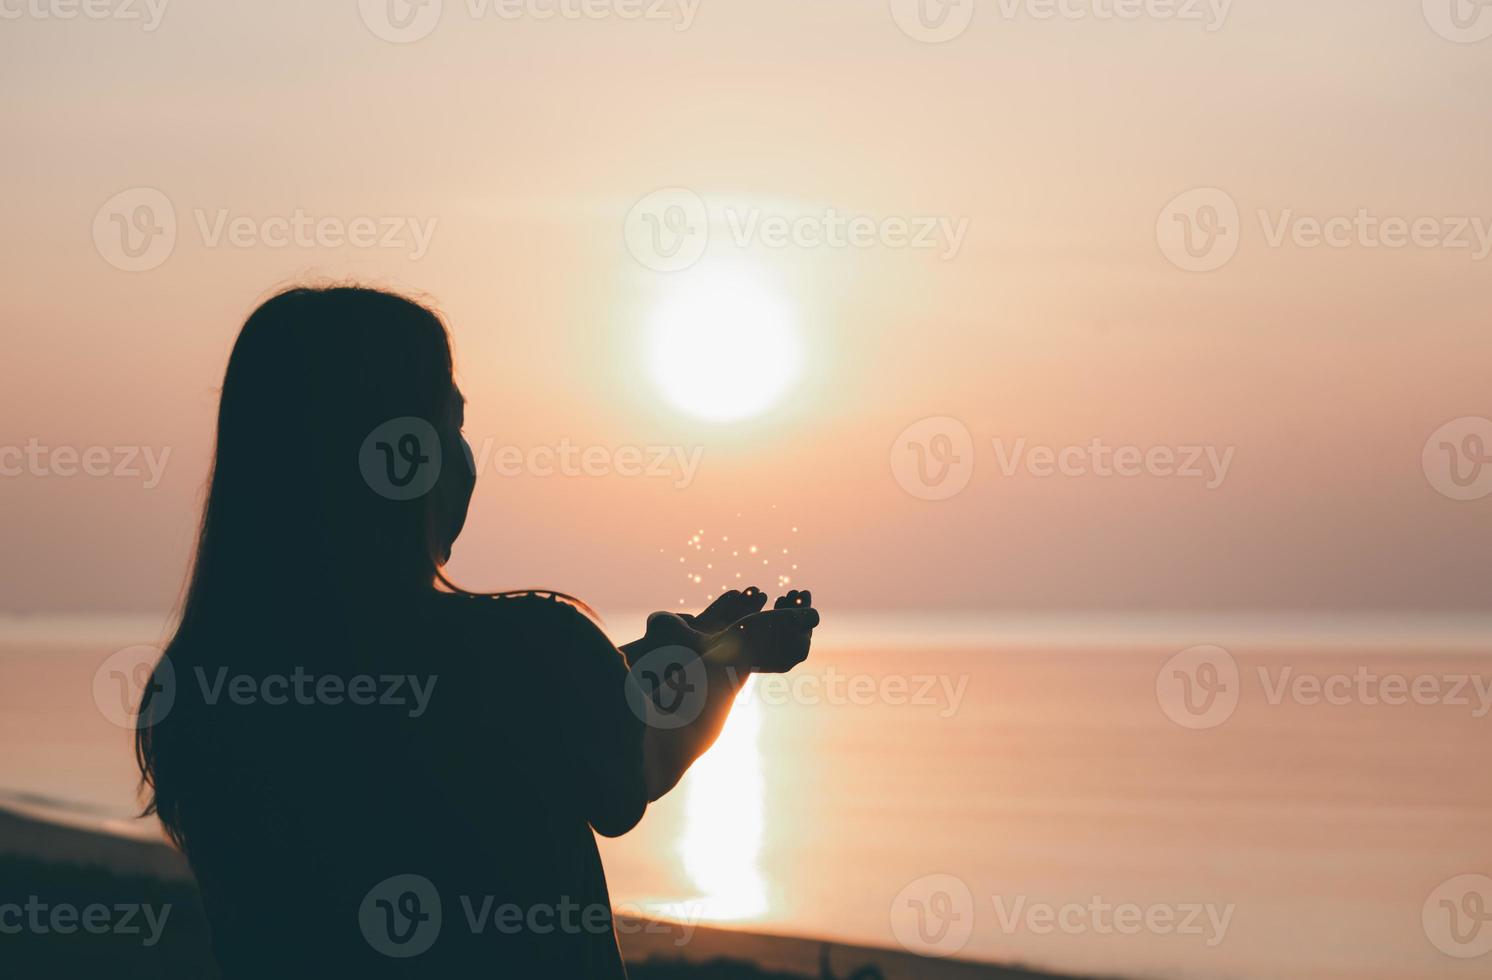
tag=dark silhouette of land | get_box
[0,806,1102,980]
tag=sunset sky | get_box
[3,0,1491,615]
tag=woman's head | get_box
[137,285,477,845]
[188,285,474,614]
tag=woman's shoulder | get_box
[426,590,601,642]
[422,591,627,686]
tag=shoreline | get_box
[0,803,1097,980]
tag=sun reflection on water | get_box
[675,676,767,921]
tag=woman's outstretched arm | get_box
[640,639,751,802]
[631,592,817,802]
[530,589,815,836]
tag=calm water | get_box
[2,613,1490,980]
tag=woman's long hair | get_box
[135,285,582,849]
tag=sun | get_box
[646,265,803,422]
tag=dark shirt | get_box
[167,592,646,978]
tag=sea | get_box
[2,612,1489,980]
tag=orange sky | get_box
[2,0,1491,613]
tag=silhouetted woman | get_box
[136,285,818,978]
